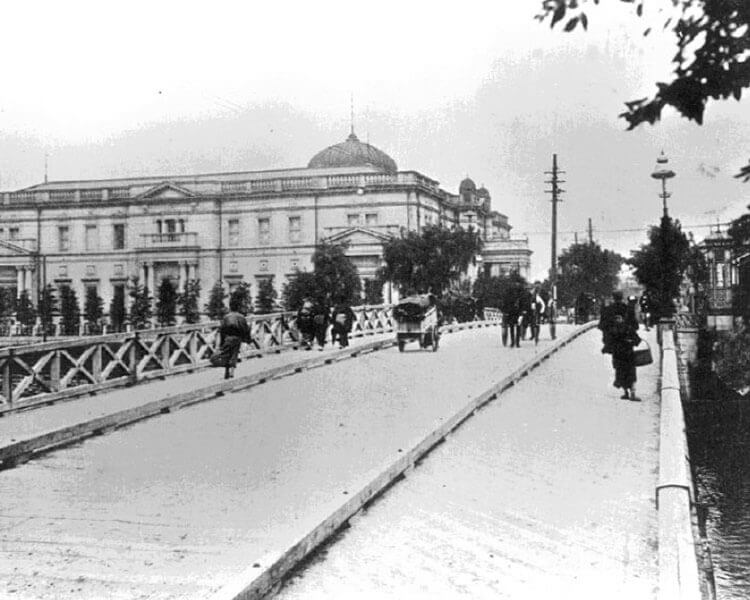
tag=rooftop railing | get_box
[136,232,199,248]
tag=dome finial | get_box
[350,92,355,137]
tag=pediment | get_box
[138,182,196,200]
[324,227,393,246]
[0,239,33,257]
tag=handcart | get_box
[393,295,440,352]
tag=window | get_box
[259,259,269,272]
[288,216,301,243]
[258,218,270,245]
[85,225,98,251]
[365,213,378,227]
[58,226,70,252]
[113,224,126,250]
[347,214,360,226]
[9,227,19,240]
[228,219,240,247]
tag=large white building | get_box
[0,130,530,321]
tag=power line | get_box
[519,221,732,236]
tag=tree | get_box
[282,243,362,310]
[15,290,36,334]
[473,272,522,311]
[556,242,625,308]
[311,242,362,305]
[205,281,227,320]
[538,1,750,159]
[59,285,81,335]
[254,278,278,314]
[363,279,384,305]
[282,271,322,311]
[155,277,178,326]
[178,279,202,324]
[128,277,153,330]
[83,286,104,334]
[379,225,482,295]
[629,216,708,318]
[0,288,15,334]
[38,284,58,337]
[229,281,253,315]
[109,286,127,333]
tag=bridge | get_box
[0,311,702,600]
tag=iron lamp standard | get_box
[651,151,676,337]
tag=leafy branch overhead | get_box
[538,0,750,177]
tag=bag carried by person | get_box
[209,352,227,368]
[633,340,653,367]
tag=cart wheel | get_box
[398,340,405,352]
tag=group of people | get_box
[295,297,356,351]
[501,285,547,348]
[210,295,357,380]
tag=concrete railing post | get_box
[657,328,701,600]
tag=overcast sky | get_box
[1,0,748,280]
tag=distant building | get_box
[0,130,531,323]
[698,226,738,330]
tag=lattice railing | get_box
[0,306,394,409]
[0,303,494,409]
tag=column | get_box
[140,263,147,287]
[178,262,185,292]
[147,262,155,293]
[188,263,196,281]
[25,267,33,295]
[16,267,24,298]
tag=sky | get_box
[1,0,748,281]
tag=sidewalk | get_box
[0,331,394,449]
[275,327,661,600]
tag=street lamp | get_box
[651,151,676,332]
[651,150,675,218]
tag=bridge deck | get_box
[277,327,660,599]
[0,325,659,599]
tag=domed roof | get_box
[308,131,397,174]
[459,176,476,194]
[477,185,490,199]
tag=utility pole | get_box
[545,154,564,340]
[588,217,593,244]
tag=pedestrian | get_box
[599,291,641,400]
[501,282,523,348]
[312,300,330,350]
[639,292,651,330]
[331,299,356,348]
[296,296,316,350]
[212,295,252,380]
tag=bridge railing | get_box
[657,325,702,600]
[2,303,480,410]
[0,304,498,410]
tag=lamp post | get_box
[651,151,676,333]
[651,150,675,218]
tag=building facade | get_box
[0,131,530,322]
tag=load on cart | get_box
[393,294,440,352]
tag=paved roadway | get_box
[0,324,659,599]
[276,327,660,600]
